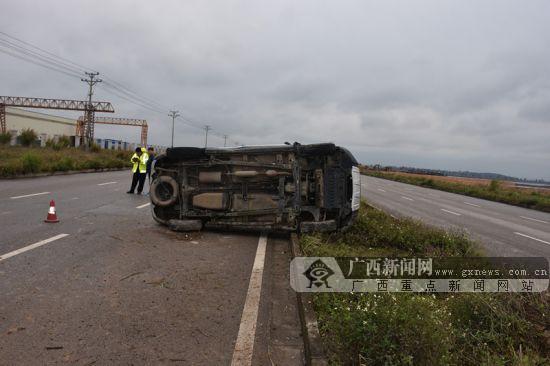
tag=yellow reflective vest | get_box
[131,152,148,173]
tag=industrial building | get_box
[3,106,163,151]
[5,106,76,145]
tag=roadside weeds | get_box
[299,202,549,365]
[365,170,550,213]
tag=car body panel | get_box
[150,143,360,232]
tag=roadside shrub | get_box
[45,138,56,149]
[19,128,38,147]
[315,293,454,365]
[447,292,549,364]
[420,178,435,187]
[90,143,101,153]
[304,202,477,257]
[0,145,129,177]
[83,158,103,170]
[104,157,125,169]
[367,172,550,213]
[115,150,127,160]
[46,135,72,151]
[20,152,42,173]
[50,156,75,172]
[489,179,501,192]
[303,205,549,365]
[57,135,71,148]
[0,160,24,176]
[0,132,11,145]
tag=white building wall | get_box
[4,107,166,151]
[6,107,77,138]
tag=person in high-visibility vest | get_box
[127,147,149,194]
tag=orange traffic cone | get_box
[44,200,59,223]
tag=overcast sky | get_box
[1,0,549,179]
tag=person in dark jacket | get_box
[146,147,155,184]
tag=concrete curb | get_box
[1,167,130,180]
[290,233,329,366]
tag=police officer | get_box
[127,147,148,194]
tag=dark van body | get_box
[150,143,360,232]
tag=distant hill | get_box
[365,165,548,184]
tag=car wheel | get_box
[150,175,179,207]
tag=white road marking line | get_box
[97,181,117,186]
[377,188,386,192]
[1,211,11,215]
[0,234,69,262]
[441,208,461,216]
[71,197,79,200]
[520,216,548,224]
[10,191,50,200]
[514,232,550,246]
[231,234,268,366]
[463,202,481,208]
[401,196,414,201]
[136,202,151,209]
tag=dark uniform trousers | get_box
[130,172,146,193]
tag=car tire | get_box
[150,175,179,207]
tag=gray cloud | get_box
[1,0,549,179]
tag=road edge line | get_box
[231,233,268,366]
[514,232,550,245]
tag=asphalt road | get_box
[0,171,303,365]
[362,175,550,258]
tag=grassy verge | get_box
[301,203,549,365]
[0,146,132,177]
[365,170,550,213]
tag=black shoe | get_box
[137,191,142,195]
[126,191,134,194]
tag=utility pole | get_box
[168,110,180,148]
[204,125,211,148]
[81,72,102,147]
[223,134,228,147]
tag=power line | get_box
[0,45,82,79]
[0,31,96,73]
[0,37,85,75]
[0,30,242,146]
[102,78,169,111]
[101,81,167,112]
[0,33,173,114]
[99,85,163,113]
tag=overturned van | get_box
[150,143,361,233]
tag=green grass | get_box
[0,132,11,145]
[0,145,131,177]
[301,203,549,365]
[365,171,550,213]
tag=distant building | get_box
[4,107,164,151]
[5,106,76,145]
